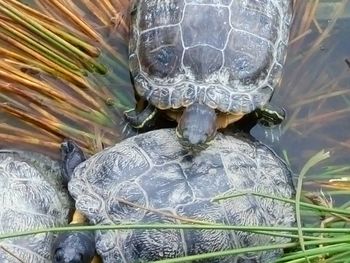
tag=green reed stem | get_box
[3,223,350,241]
[213,191,350,216]
[154,238,350,263]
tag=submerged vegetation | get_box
[0,0,350,262]
[0,0,134,156]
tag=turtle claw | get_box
[61,140,86,185]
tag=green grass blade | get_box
[295,150,330,263]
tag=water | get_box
[0,0,135,156]
[251,1,350,182]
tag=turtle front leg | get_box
[124,103,158,129]
[255,104,286,127]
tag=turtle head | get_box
[61,140,86,185]
[176,103,217,151]
[52,232,95,263]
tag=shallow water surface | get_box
[238,0,350,211]
[252,0,350,177]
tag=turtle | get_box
[52,129,295,263]
[125,0,294,150]
[0,149,71,263]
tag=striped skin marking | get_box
[134,108,158,129]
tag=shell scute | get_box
[170,85,187,108]
[75,193,103,224]
[243,0,277,15]
[204,86,231,110]
[183,46,223,80]
[147,86,171,110]
[177,201,233,256]
[139,27,183,79]
[181,153,231,198]
[137,163,194,208]
[229,4,279,42]
[181,84,197,107]
[228,93,253,112]
[224,31,271,83]
[106,182,147,223]
[138,0,184,31]
[126,213,185,261]
[181,5,230,49]
[79,145,150,193]
[133,128,186,165]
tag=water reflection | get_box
[251,0,350,177]
[0,0,134,157]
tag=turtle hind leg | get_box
[60,140,86,185]
[124,102,158,129]
[256,104,286,127]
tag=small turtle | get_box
[126,0,293,149]
[0,150,71,263]
[53,129,295,262]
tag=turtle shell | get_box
[129,0,293,113]
[0,150,71,263]
[69,129,295,262]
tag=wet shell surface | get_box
[69,129,295,262]
[0,150,71,263]
[129,0,293,113]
